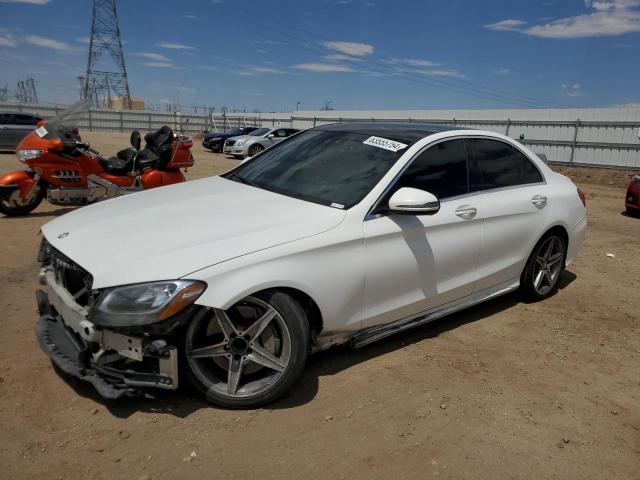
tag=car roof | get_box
[0,111,40,116]
[316,122,465,144]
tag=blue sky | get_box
[0,0,639,111]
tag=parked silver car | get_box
[223,127,299,158]
[0,111,43,151]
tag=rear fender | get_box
[0,170,36,197]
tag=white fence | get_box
[2,103,639,169]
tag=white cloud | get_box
[252,66,286,74]
[157,42,196,50]
[293,62,355,72]
[405,58,439,67]
[485,19,528,31]
[24,35,71,50]
[143,62,173,68]
[322,40,374,56]
[324,53,363,62]
[0,34,17,47]
[132,52,171,62]
[0,0,49,4]
[562,83,585,97]
[76,36,90,44]
[183,14,196,19]
[486,0,640,38]
[419,69,465,79]
[492,68,511,75]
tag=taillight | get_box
[577,187,586,208]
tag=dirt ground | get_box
[0,133,639,480]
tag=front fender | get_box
[0,170,35,197]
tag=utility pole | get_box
[84,0,131,109]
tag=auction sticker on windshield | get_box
[363,136,408,152]
[35,126,47,138]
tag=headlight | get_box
[89,280,206,327]
[17,149,43,162]
[236,139,247,146]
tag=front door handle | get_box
[531,195,547,209]
[455,205,477,219]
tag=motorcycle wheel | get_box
[0,184,44,217]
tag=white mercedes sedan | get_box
[36,123,586,408]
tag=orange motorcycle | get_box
[0,101,195,216]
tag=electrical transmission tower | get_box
[16,77,38,104]
[84,0,131,109]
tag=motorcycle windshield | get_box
[41,100,89,143]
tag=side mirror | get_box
[267,133,275,139]
[48,138,64,152]
[388,187,440,215]
[130,130,141,150]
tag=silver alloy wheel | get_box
[186,297,292,398]
[533,235,564,295]
[248,144,263,156]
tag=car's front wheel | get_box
[520,233,566,301]
[248,144,264,157]
[183,291,310,409]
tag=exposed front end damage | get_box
[35,240,185,399]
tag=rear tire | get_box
[0,184,44,216]
[520,233,566,301]
[183,291,310,409]
[626,206,639,217]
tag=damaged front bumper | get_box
[35,268,180,399]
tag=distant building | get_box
[102,96,145,110]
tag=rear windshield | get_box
[225,129,410,208]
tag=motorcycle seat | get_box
[100,149,160,175]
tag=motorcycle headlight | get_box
[236,139,247,146]
[16,149,43,162]
[89,280,206,327]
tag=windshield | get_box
[225,129,410,209]
[40,99,88,143]
[250,128,271,137]
[48,100,89,129]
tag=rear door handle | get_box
[455,205,477,219]
[531,195,547,208]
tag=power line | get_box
[215,0,568,109]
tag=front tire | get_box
[248,144,264,157]
[520,233,566,301]
[183,291,310,409]
[0,184,44,216]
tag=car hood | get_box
[42,176,346,289]
[228,134,263,141]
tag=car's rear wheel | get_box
[183,291,309,409]
[520,233,566,300]
[248,144,264,157]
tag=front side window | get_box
[250,128,271,137]
[393,139,468,199]
[467,138,543,191]
[225,129,410,208]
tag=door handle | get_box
[531,195,547,209]
[455,205,477,219]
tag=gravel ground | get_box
[0,132,638,479]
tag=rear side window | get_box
[0,114,12,125]
[394,139,468,199]
[13,114,38,126]
[467,138,542,191]
[513,148,544,184]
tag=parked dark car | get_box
[0,112,43,151]
[203,126,261,152]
